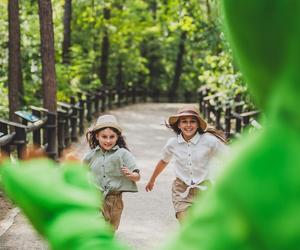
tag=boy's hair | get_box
[86,127,129,150]
[167,120,228,144]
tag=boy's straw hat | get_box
[92,114,122,133]
[168,105,207,131]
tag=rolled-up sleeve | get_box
[161,138,174,163]
[122,150,139,172]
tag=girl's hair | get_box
[167,119,228,144]
[86,127,129,150]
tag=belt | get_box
[179,179,210,198]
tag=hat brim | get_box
[168,112,207,131]
[92,123,122,133]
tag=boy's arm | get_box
[145,159,168,192]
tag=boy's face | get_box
[96,128,118,151]
[178,116,199,141]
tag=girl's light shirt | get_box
[83,145,139,197]
[162,132,227,186]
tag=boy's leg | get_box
[176,211,186,223]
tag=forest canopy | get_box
[0,0,251,118]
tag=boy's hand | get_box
[145,180,155,192]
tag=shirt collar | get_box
[95,145,120,153]
[177,132,200,144]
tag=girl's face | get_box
[178,116,199,141]
[95,128,118,151]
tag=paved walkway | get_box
[0,103,191,250]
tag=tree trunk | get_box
[116,60,124,90]
[62,0,72,64]
[98,7,110,86]
[8,0,23,122]
[206,0,211,20]
[38,0,57,158]
[168,32,186,102]
[38,0,57,112]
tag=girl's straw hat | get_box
[92,114,122,133]
[168,105,207,131]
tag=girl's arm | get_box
[145,159,168,192]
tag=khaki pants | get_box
[102,192,123,231]
[172,178,210,218]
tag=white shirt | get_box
[161,132,227,186]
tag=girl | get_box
[83,114,140,231]
[145,105,227,222]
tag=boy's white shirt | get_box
[161,132,228,188]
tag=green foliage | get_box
[0,0,254,115]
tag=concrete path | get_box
[0,103,190,250]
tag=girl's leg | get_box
[110,193,123,231]
[102,193,123,232]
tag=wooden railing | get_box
[0,86,146,160]
[198,85,261,139]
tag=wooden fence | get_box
[0,86,146,160]
[198,85,261,139]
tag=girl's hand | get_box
[121,167,140,182]
[145,181,155,192]
[121,166,131,177]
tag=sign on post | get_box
[15,111,40,123]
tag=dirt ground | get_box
[0,192,13,222]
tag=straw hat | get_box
[91,114,122,133]
[168,105,207,131]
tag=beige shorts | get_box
[172,178,209,216]
[102,192,123,231]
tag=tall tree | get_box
[98,6,110,86]
[8,0,23,122]
[38,0,57,157]
[168,31,186,102]
[62,0,72,64]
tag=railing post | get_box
[77,93,85,135]
[94,92,99,114]
[32,109,42,146]
[0,122,10,155]
[125,87,129,105]
[117,88,122,107]
[64,110,71,148]
[225,106,231,139]
[86,93,92,122]
[57,110,66,157]
[216,101,222,130]
[45,111,57,160]
[235,94,242,134]
[70,97,78,142]
[14,126,27,159]
[243,116,250,128]
[142,86,147,102]
[101,89,106,112]
[198,90,203,113]
[132,85,136,104]
[108,89,112,109]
